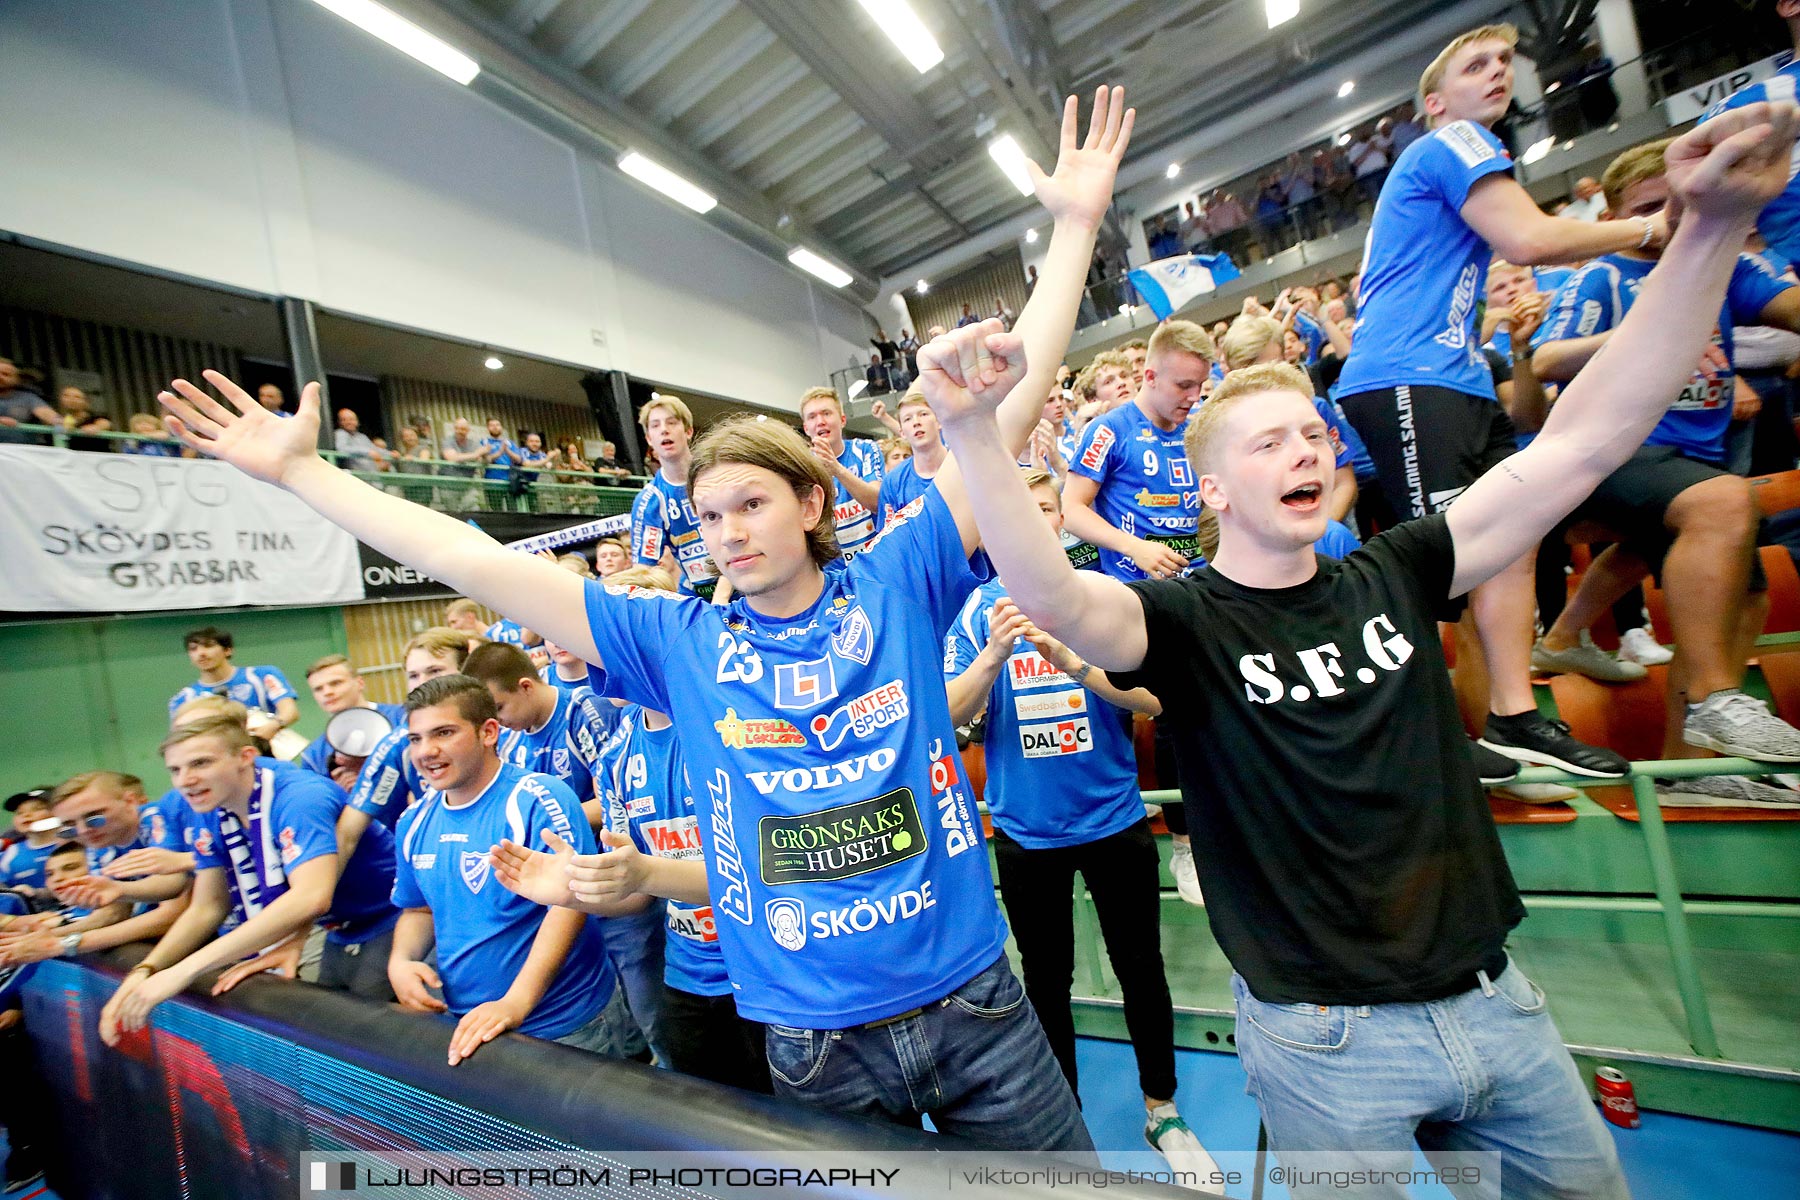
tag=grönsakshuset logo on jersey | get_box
[757,788,926,885]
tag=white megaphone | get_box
[324,706,396,759]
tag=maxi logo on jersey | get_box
[774,656,839,711]
[762,881,937,952]
[1010,651,1071,691]
[1079,426,1115,473]
[757,788,926,885]
[808,680,908,751]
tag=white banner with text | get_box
[0,446,363,612]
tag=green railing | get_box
[1143,752,1800,1061]
[3,423,648,515]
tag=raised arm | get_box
[1462,173,1667,266]
[1448,103,1799,596]
[928,326,1149,673]
[159,376,599,664]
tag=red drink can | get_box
[1595,1066,1640,1128]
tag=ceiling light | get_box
[1265,0,1300,28]
[1335,132,1351,146]
[617,151,717,213]
[1118,304,1131,315]
[483,355,503,370]
[1337,80,1355,98]
[1544,80,1561,94]
[847,380,868,399]
[854,0,944,73]
[756,414,768,421]
[987,135,1035,196]
[788,247,853,288]
[1521,136,1555,166]
[916,279,930,294]
[1024,228,1038,244]
[307,0,479,84]
[1166,163,1181,179]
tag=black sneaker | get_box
[1469,737,1521,784]
[1480,712,1628,778]
[4,1154,44,1193]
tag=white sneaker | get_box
[1169,840,1204,906]
[1145,1103,1222,1190]
[1492,781,1581,804]
[1144,802,1164,821]
[1618,627,1673,666]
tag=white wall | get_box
[0,0,867,411]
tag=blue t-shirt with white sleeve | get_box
[1533,252,1790,462]
[169,666,297,720]
[580,488,1001,1028]
[832,439,888,555]
[1702,60,1800,265]
[944,579,1145,850]
[1336,120,1517,400]
[630,471,718,598]
[480,435,517,483]
[392,763,614,1038]
[602,706,727,997]
[348,725,426,832]
[1068,400,1199,581]
[299,703,406,779]
[876,456,939,527]
[497,685,616,808]
[190,759,400,945]
[0,841,55,890]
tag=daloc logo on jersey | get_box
[831,605,874,666]
[774,656,839,711]
[460,849,492,894]
[765,898,807,951]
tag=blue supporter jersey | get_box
[832,439,887,555]
[515,448,551,484]
[348,726,426,832]
[142,786,244,929]
[581,487,1001,1027]
[602,707,726,997]
[300,703,405,778]
[190,759,399,944]
[169,666,297,719]
[481,436,517,482]
[1702,60,1800,264]
[539,664,590,692]
[1292,310,1325,364]
[1533,266,1574,296]
[875,456,938,526]
[496,685,615,807]
[86,832,146,876]
[484,619,528,646]
[0,840,54,890]
[1533,253,1790,462]
[392,763,614,1037]
[630,471,718,598]
[1336,120,1517,399]
[1057,417,1078,466]
[1068,400,1199,581]
[944,579,1144,850]
[1322,393,1376,480]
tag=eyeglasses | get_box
[55,813,109,838]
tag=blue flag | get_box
[1127,253,1242,320]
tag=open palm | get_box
[491,832,577,908]
[1027,86,1136,227]
[158,370,325,488]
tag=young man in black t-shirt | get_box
[934,102,1797,1197]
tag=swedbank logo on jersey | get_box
[757,788,925,885]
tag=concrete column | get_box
[1593,0,1651,118]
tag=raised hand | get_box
[104,847,195,879]
[917,320,1028,430]
[981,598,1036,665]
[158,371,326,488]
[1666,100,1800,223]
[491,831,577,909]
[1026,86,1136,228]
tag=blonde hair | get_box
[878,435,910,461]
[1184,362,1314,476]
[1146,320,1216,366]
[689,415,841,568]
[799,386,843,416]
[171,694,250,728]
[1419,24,1519,119]
[444,598,482,622]
[403,626,477,668]
[128,412,161,434]
[1218,315,1284,371]
[51,770,136,807]
[638,394,694,433]
[306,653,353,679]
[1196,508,1221,562]
[605,565,678,593]
[160,713,256,758]
[1019,466,1057,496]
[1601,138,1673,211]
[556,553,594,577]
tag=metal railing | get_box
[1,422,649,515]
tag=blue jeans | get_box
[764,955,1095,1158]
[1233,961,1629,1200]
[551,982,638,1059]
[603,905,667,1062]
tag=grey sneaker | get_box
[1532,632,1647,682]
[1683,690,1800,762]
[1654,775,1800,809]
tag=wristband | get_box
[59,933,83,958]
[1070,660,1094,686]
[1637,217,1654,250]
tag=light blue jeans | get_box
[1232,960,1629,1200]
[551,982,638,1059]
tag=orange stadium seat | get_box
[1749,469,1800,517]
